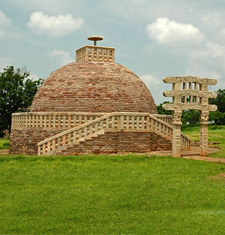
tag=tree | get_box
[0,66,43,136]
[157,101,172,115]
[208,89,225,125]
[210,89,225,113]
[182,110,199,124]
[209,111,225,125]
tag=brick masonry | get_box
[9,128,67,155]
[30,62,157,114]
[10,130,171,155]
[57,132,172,155]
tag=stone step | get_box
[55,129,105,155]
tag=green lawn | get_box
[0,155,225,234]
[0,138,9,149]
[182,125,225,158]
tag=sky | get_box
[1,0,225,104]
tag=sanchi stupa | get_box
[9,36,192,156]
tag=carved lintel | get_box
[163,90,217,98]
[163,103,217,112]
[163,76,217,85]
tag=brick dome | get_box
[30,62,157,113]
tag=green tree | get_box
[210,89,225,113]
[182,110,199,124]
[209,111,225,125]
[208,89,225,124]
[157,101,172,115]
[0,66,43,136]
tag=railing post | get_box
[112,116,115,129]
[38,146,41,156]
[141,116,145,129]
[84,127,87,136]
[47,141,50,152]
[52,140,56,150]
[136,116,140,129]
[89,124,93,133]
[131,116,135,129]
[106,117,109,129]
[117,115,121,131]
[126,116,129,129]
[42,144,46,155]
[68,133,71,143]
[121,115,124,130]
[57,138,61,148]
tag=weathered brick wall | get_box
[59,132,172,155]
[30,62,157,114]
[10,130,171,155]
[9,128,67,155]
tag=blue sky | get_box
[0,0,225,104]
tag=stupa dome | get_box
[30,38,157,113]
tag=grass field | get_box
[0,155,225,234]
[182,125,225,158]
[0,138,9,149]
[0,126,224,234]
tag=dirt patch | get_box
[209,173,225,181]
[0,149,9,155]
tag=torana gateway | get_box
[10,37,192,156]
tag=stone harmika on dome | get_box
[30,36,157,114]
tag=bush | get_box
[209,125,223,130]
[3,142,9,147]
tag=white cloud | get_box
[191,41,225,58]
[141,74,160,86]
[0,11,11,27]
[140,73,170,104]
[27,11,83,37]
[50,49,74,66]
[202,12,222,24]
[186,41,225,89]
[146,17,204,48]
[0,11,12,38]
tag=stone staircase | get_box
[37,112,191,156]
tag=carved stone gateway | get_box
[163,76,217,157]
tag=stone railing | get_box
[38,112,149,155]
[11,112,106,129]
[37,112,191,156]
[152,114,173,125]
[149,115,172,139]
[76,46,115,62]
